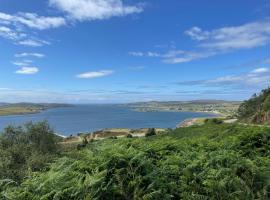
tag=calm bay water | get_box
[0,105,215,136]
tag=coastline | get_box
[0,104,72,117]
[0,110,43,117]
[60,127,169,145]
[0,104,222,139]
[132,107,226,116]
[127,100,240,117]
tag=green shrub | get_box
[145,128,156,137]
[0,121,59,183]
[205,118,223,124]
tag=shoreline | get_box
[0,104,73,117]
[60,128,169,145]
[132,108,225,116]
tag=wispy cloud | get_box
[162,50,215,64]
[0,24,49,47]
[131,20,270,64]
[0,12,66,30]
[76,70,114,79]
[251,67,269,73]
[129,51,160,57]
[14,53,45,58]
[49,0,143,21]
[185,20,270,51]
[129,52,144,57]
[129,50,215,63]
[185,27,209,41]
[15,67,39,74]
[17,39,50,47]
[12,60,33,66]
[0,26,26,40]
[177,67,270,88]
[0,1,143,47]
[0,12,65,47]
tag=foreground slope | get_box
[2,122,270,200]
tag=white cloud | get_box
[12,61,29,66]
[0,12,12,22]
[0,2,141,47]
[12,60,33,66]
[251,67,269,74]
[0,26,26,40]
[49,0,143,21]
[129,51,160,57]
[0,12,66,30]
[17,39,50,47]
[14,53,45,58]
[132,20,270,64]
[76,70,114,78]
[16,12,66,30]
[129,50,215,63]
[129,52,144,57]
[15,67,39,74]
[162,50,215,64]
[185,27,209,41]
[185,20,270,51]
[0,12,65,47]
[178,67,270,88]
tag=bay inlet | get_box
[0,104,216,136]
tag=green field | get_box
[0,103,71,116]
[0,106,42,116]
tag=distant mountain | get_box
[0,103,9,107]
[238,87,270,124]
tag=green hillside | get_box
[1,121,270,199]
[238,87,270,124]
[0,103,72,116]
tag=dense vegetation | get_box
[0,122,60,184]
[1,121,270,199]
[238,87,270,124]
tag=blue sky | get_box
[0,0,270,103]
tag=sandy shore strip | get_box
[177,118,201,128]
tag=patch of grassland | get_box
[0,106,40,116]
